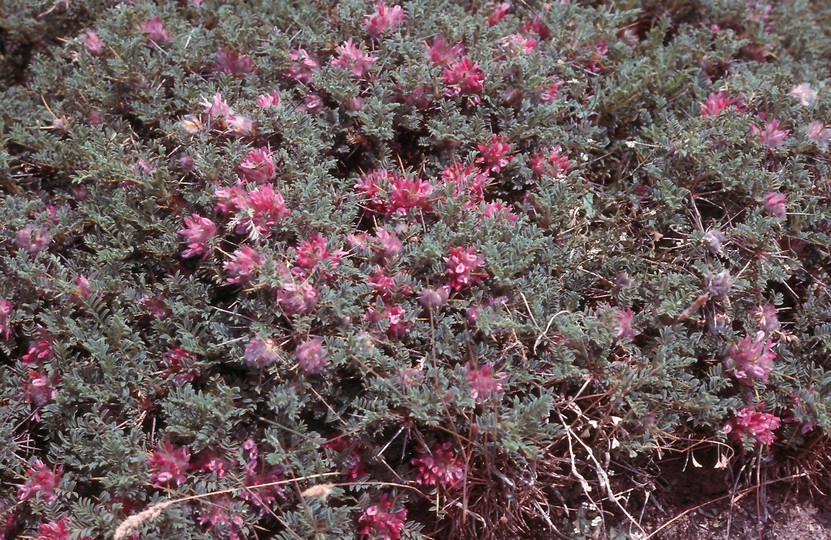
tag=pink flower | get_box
[373,228,402,260]
[481,201,518,224]
[530,146,570,177]
[331,39,376,79]
[37,518,72,540]
[487,2,511,26]
[200,92,233,121]
[301,93,324,114]
[82,30,104,55]
[411,442,464,489]
[358,494,407,540]
[285,49,320,83]
[141,294,172,318]
[499,33,537,56]
[224,246,264,284]
[240,462,285,509]
[355,169,394,213]
[294,234,344,277]
[752,118,789,148]
[234,184,290,240]
[445,247,485,291]
[723,331,776,384]
[388,175,433,215]
[539,81,564,102]
[724,406,781,446]
[147,441,190,487]
[476,135,513,174]
[238,147,276,183]
[275,279,317,316]
[212,49,255,76]
[325,437,367,481]
[24,370,58,407]
[419,285,450,309]
[442,162,488,207]
[521,16,551,40]
[22,334,52,365]
[699,92,743,116]
[197,495,244,534]
[0,298,12,341]
[756,303,779,333]
[296,338,329,374]
[70,274,92,306]
[255,90,281,109]
[807,121,831,148]
[141,16,172,44]
[16,225,51,255]
[160,348,199,383]
[465,362,506,401]
[442,56,484,98]
[763,192,787,217]
[192,451,230,478]
[613,308,638,340]
[424,36,464,66]
[18,460,62,503]
[178,214,217,259]
[791,82,818,107]
[365,2,405,37]
[244,336,281,368]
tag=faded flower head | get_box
[16,225,52,256]
[244,336,281,368]
[790,82,817,107]
[296,337,329,374]
[411,441,465,489]
[82,30,104,55]
[807,121,831,148]
[147,441,190,487]
[419,285,450,310]
[705,269,732,299]
[752,118,789,148]
[703,229,725,254]
[723,331,776,384]
[724,405,781,447]
[213,49,255,76]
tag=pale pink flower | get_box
[499,33,537,56]
[285,49,320,84]
[226,114,255,137]
[411,442,464,489]
[82,30,104,55]
[244,336,281,368]
[424,36,464,66]
[539,80,564,102]
[480,201,518,224]
[275,280,317,316]
[358,494,407,540]
[197,495,244,535]
[763,192,787,217]
[791,82,818,107]
[445,247,485,291]
[613,308,638,340]
[724,406,780,446]
[178,214,216,258]
[237,147,276,183]
[373,228,402,259]
[807,121,831,148]
[200,92,233,121]
[476,134,513,173]
[723,331,776,384]
[16,225,51,255]
[487,2,511,26]
[141,16,172,44]
[752,118,789,148]
[18,460,62,503]
[465,362,506,401]
[147,441,190,487]
[212,49,254,76]
[331,39,376,79]
[255,90,281,109]
[365,2,405,37]
[756,304,779,333]
[301,93,324,114]
[224,246,264,284]
[296,338,328,374]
